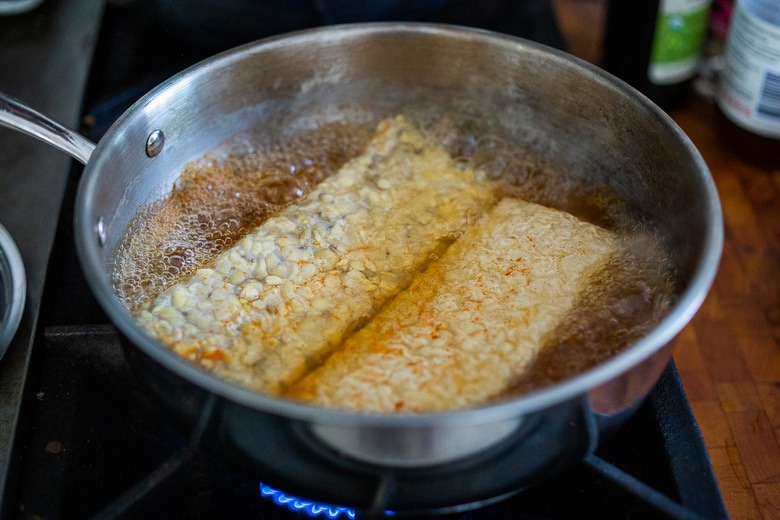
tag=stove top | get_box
[18,325,726,519]
[1,1,728,519]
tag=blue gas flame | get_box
[259,483,395,518]
[260,483,356,518]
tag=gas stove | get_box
[1,1,728,519]
[18,324,730,519]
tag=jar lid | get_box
[0,223,25,359]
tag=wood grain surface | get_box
[669,98,780,520]
[549,4,780,517]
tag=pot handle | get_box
[0,91,95,165]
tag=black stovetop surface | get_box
[10,2,727,519]
[17,325,726,520]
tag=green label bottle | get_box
[602,0,713,110]
[649,0,713,85]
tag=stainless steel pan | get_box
[0,23,722,513]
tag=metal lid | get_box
[0,222,25,359]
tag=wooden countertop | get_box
[668,98,780,520]
[550,3,780,517]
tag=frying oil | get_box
[113,116,675,396]
[113,122,372,310]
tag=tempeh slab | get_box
[287,197,618,412]
[134,116,498,393]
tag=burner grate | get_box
[11,325,727,520]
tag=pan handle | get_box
[0,91,95,165]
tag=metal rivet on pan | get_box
[96,216,107,247]
[146,129,165,157]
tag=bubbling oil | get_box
[113,122,372,309]
[500,231,675,397]
[112,115,676,397]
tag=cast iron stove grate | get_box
[13,325,727,520]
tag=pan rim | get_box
[74,21,724,427]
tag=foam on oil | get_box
[113,116,675,396]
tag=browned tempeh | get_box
[134,116,498,394]
[287,197,618,412]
